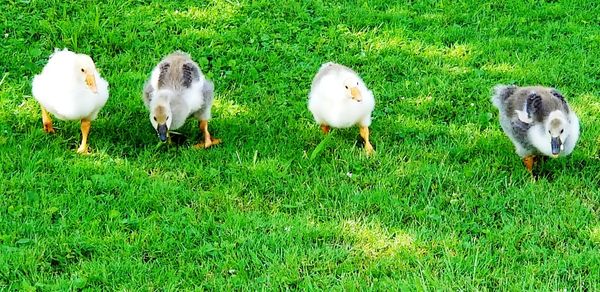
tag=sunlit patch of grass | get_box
[213,98,251,119]
[591,227,600,245]
[368,32,474,62]
[407,94,434,107]
[443,64,471,76]
[14,103,40,129]
[481,62,518,74]
[572,93,600,117]
[171,1,241,24]
[180,27,218,39]
[341,219,423,260]
[444,44,472,60]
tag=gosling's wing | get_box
[156,52,202,90]
[526,87,572,121]
[549,88,570,114]
[157,62,172,89]
[503,87,544,124]
[182,62,201,88]
[195,78,214,120]
[525,92,543,122]
[142,81,154,108]
[202,78,214,101]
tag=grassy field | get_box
[2,0,600,289]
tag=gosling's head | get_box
[545,111,569,157]
[75,54,98,93]
[343,77,362,102]
[150,95,172,142]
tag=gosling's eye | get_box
[153,117,157,121]
[345,85,348,89]
[81,68,85,72]
[356,82,359,86]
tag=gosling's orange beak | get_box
[350,87,362,102]
[85,73,97,93]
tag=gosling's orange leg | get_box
[41,106,55,133]
[523,155,535,174]
[359,125,374,155]
[77,119,91,154]
[194,120,221,149]
[320,124,330,134]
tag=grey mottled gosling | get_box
[143,51,220,148]
[491,85,579,173]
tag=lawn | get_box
[1,0,600,289]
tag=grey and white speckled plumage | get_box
[491,85,579,158]
[143,51,214,131]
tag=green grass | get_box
[2,0,600,289]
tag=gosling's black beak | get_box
[551,137,561,156]
[157,124,168,142]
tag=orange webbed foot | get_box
[41,107,55,133]
[77,144,90,155]
[194,138,221,149]
[523,155,535,175]
[43,122,55,134]
[364,142,375,156]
